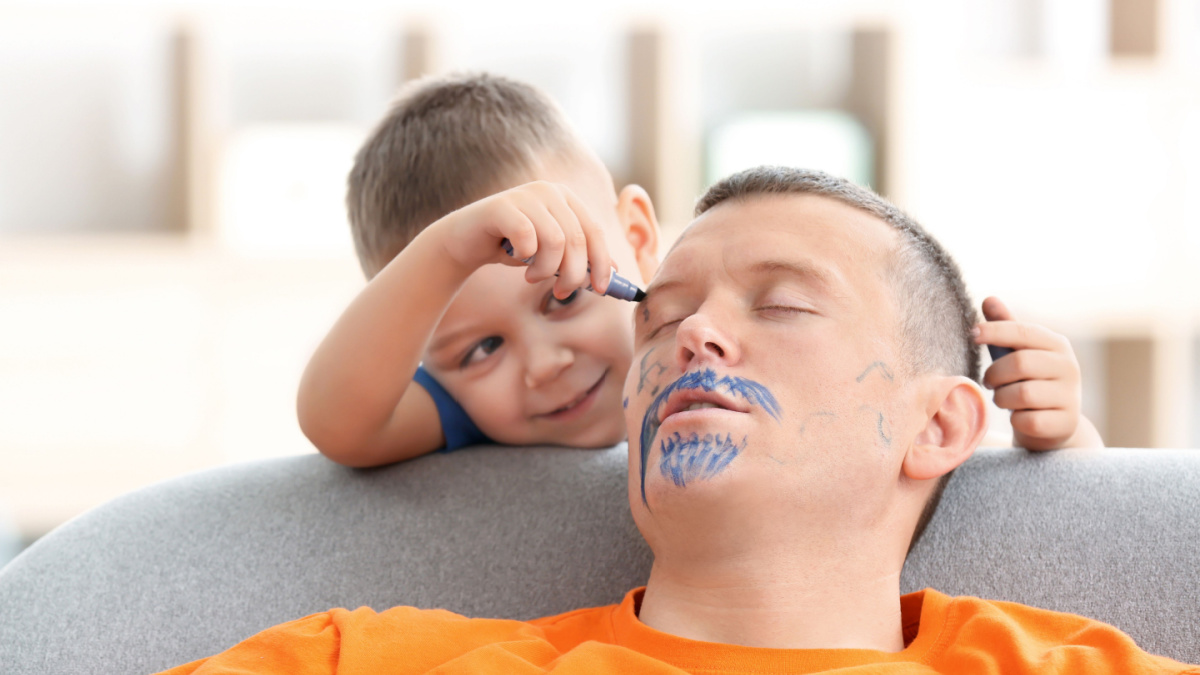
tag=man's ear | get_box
[616,184,660,282]
[903,377,988,481]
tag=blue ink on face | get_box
[856,361,894,383]
[876,412,891,446]
[622,397,629,409]
[637,368,781,505]
[659,432,747,486]
[637,348,668,394]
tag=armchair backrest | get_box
[1,446,1196,674]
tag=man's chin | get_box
[630,470,762,553]
[636,444,760,509]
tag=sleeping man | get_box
[161,167,1195,674]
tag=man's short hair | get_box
[694,166,982,552]
[347,72,582,278]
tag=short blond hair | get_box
[347,73,582,278]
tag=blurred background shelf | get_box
[2,0,1199,552]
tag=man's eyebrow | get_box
[636,277,688,320]
[638,258,840,310]
[640,277,685,302]
[748,259,842,293]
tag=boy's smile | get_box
[535,369,610,421]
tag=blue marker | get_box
[501,238,646,302]
[987,345,1014,362]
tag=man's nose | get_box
[674,308,740,372]
[524,339,574,389]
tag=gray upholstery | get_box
[902,446,1200,663]
[0,445,1196,674]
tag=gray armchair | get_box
[0,446,1197,674]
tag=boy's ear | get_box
[616,184,660,282]
[903,377,988,481]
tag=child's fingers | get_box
[992,379,1071,412]
[1010,410,1075,450]
[974,319,1071,353]
[982,348,1071,390]
[486,182,611,297]
[492,205,540,267]
[563,189,613,294]
[543,196,590,299]
[981,296,1015,322]
[521,202,567,284]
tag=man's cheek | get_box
[624,344,666,399]
[633,345,670,398]
[620,371,641,426]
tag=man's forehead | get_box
[654,193,895,288]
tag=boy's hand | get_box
[974,296,1104,451]
[435,181,613,299]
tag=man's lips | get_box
[636,367,782,507]
[536,370,608,419]
[658,388,749,424]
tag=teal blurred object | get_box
[706,111,874,188]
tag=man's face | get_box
[623,193,920,540]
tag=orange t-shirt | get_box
[160,588,1197,674]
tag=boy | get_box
[297,73,1101,467]
[298,73,660,466]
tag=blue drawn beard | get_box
[638,368,781,505]
[658,431,748,487]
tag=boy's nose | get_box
[524,344,574,389]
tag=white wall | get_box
[0,16,177,234]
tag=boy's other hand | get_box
[435,181,613,298]
[974,296,1104,451]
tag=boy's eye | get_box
[546,289,580,312]
[460,336,504,368]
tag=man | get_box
[160,167,1193,674]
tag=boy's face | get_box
[421,152,658,447]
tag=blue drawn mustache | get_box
[638,368,781,505]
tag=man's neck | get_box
[636,552,906,652]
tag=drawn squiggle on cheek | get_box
[638,368,781,505]
[659,432,747,486]
[876,412,892,447]
[637,348,668,394]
